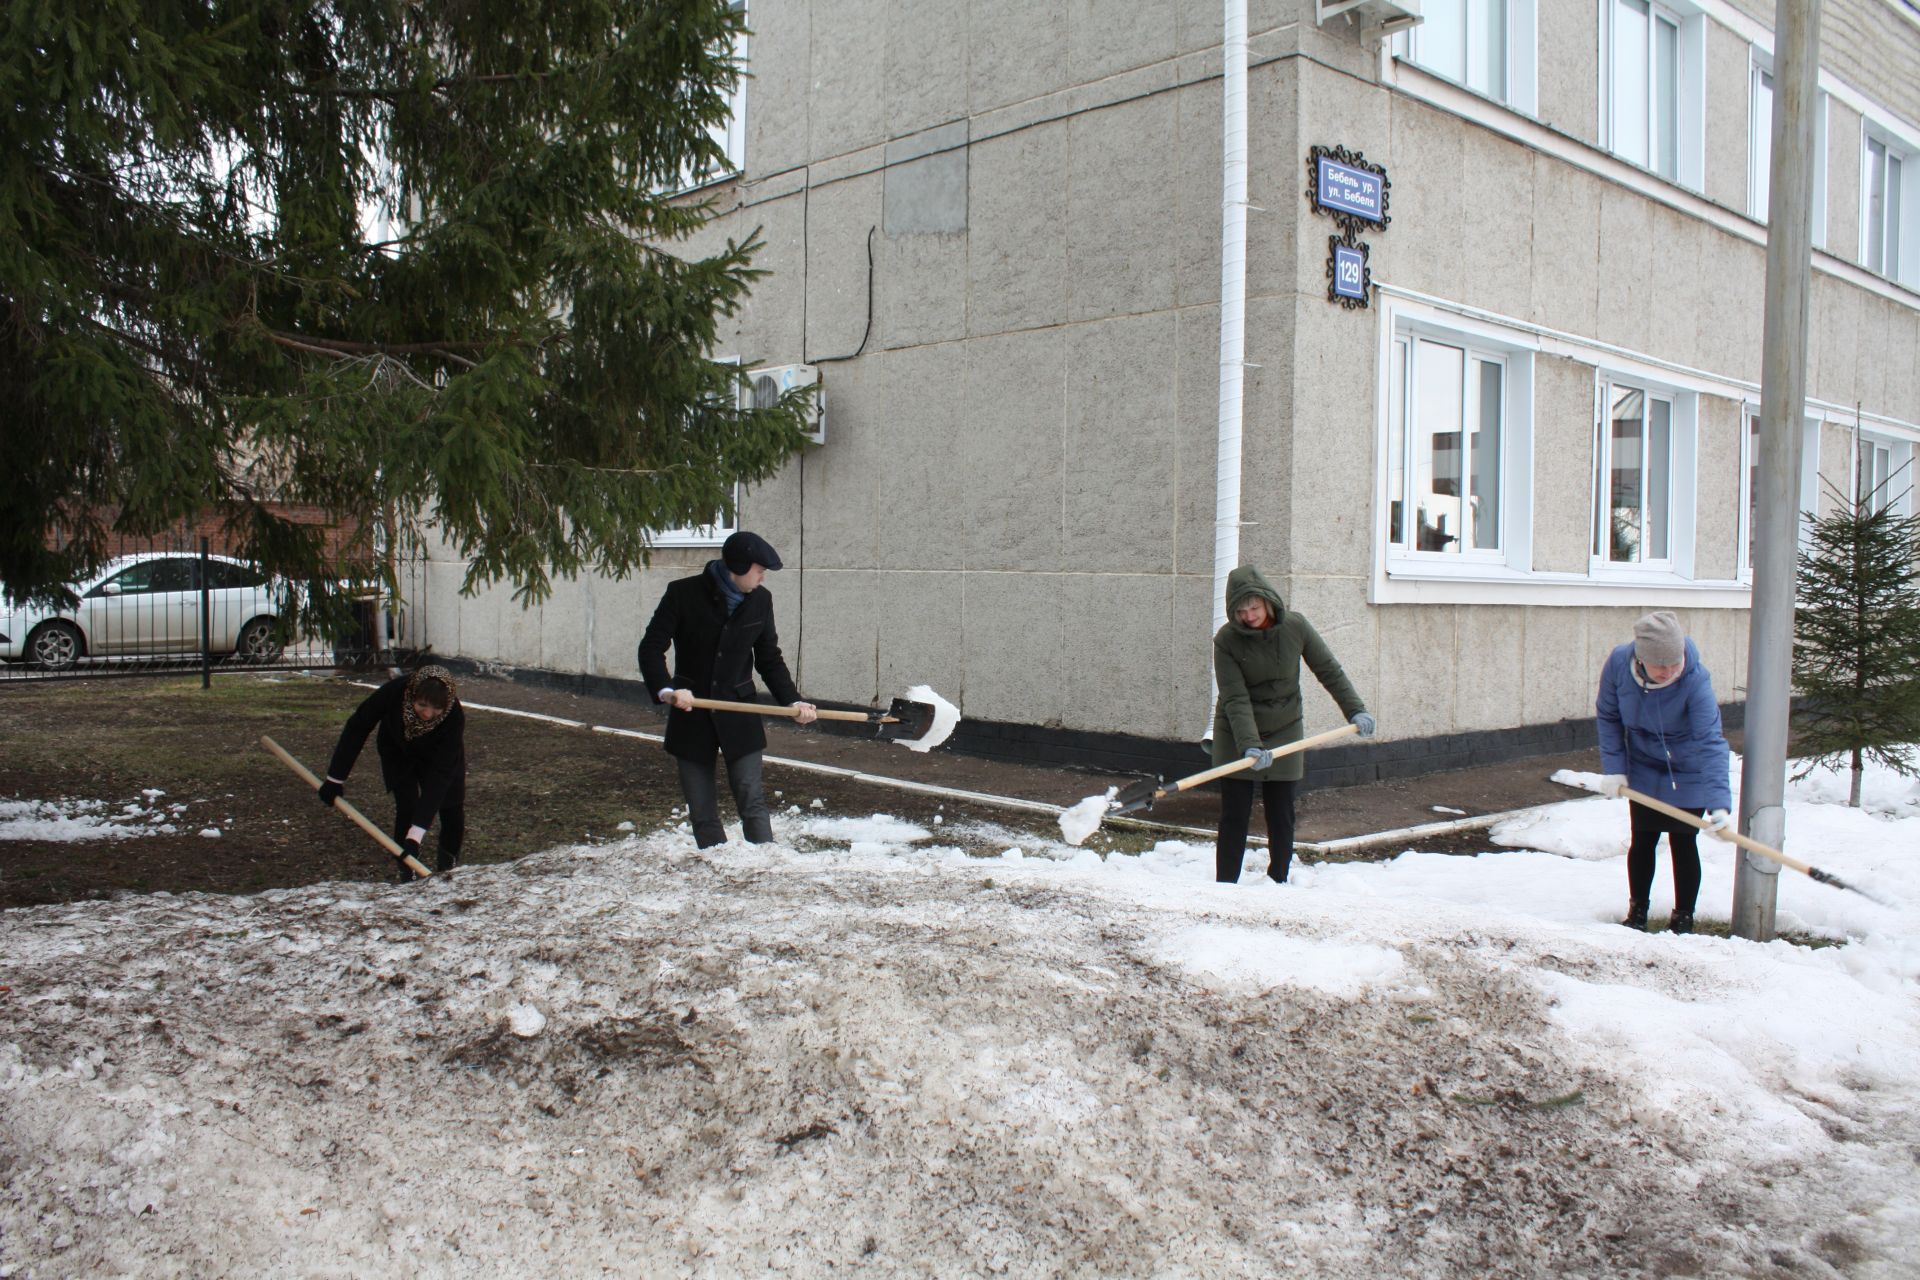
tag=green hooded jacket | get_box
[1209,565,1367,782]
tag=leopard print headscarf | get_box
[401,664,459,741]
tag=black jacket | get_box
[326,676,467,827]
[638,568,801,761]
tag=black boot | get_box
[1622,900,1649,931]
[435,847,461,874]
[1267,846,1294,884]
[1668,910,1695,935]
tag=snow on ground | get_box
[3,759,1919,1277]
[0,793,190,842]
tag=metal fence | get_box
[1,534,425,684]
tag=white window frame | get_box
[1378,308,1537,584]
[666,0,747,193]
[1812,89,1829,250]
[1590,374,1699,582]
[651,357,743,547]
[1747,59,1826,241]
[1737,405,1822,580]
[1860,117,1919,289]
[1749,57,1773,221]
[716,0,748,175]
[1854,428,1914,518]
[1599,0,1705,191]
[1393,0,1539,115]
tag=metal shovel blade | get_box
[874,696,937,742]
[1108,775,1166,816]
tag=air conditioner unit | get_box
[746,363,825,446]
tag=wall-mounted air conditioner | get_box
[746,363,825,446]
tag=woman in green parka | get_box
[1211,565,1376,883]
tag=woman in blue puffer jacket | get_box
[1595,611,1733,934]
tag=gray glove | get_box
[1350,711,1376,737]
[1243,745,1275,771]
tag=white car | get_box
[0,553,285,671]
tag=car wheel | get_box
[27,621,83,672]
[234,616,283,663]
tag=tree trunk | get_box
[1850,746,1864,807]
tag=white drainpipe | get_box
[1208,0,1250,731]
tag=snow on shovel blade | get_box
[1108,775,1165,816]
[873,696,937,742]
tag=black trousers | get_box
[1216,778,1297,883]
[1627,800,1702,915]
[677,751,773,848]
[391,789,465,871]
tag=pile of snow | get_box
[3,756,1919,1275]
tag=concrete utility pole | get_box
[1738,0,1822,942]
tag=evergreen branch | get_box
[263,331,512,358]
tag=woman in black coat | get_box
[319,664,466,878]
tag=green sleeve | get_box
[1213,632,1263,754]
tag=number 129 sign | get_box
[1332,242,1368,304]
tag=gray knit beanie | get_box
[1632,611,1685,666]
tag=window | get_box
[1749,63,1773,219]
[94,558,196,596]
[1750,62,1830,239]
[1863,130,1915,285]
[714,0,748,175]
[671,0,747,190]
[1593,383,1674,565]
[1855,432,1912,516]
[1739,406,1821,577]
[1602,0,1702,188]
[651,358,742,547]
[204,560,268,590]
[1408,0,1502,102]
[1386,334,1507,556]
[1398,0,1538,113]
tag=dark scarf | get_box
[707,559,746,615]
[401,664,458,741]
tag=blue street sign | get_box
[1332,243,1366,300]
[1316,157,1385,223]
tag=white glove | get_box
[1598,774,1628,799]
[1705,809,1734,841]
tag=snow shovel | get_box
[1608,783,1887,906]
[682,695,937,743]
[1108,723,1362,816]
[260,735,431,879]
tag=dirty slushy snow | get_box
[3,754,1918,1276]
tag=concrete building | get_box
[413,0,1920,782]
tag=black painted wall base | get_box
[429,656,1745,792]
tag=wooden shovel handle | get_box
[683,697,895,724]
[261,735,431,878]
[1620,786,1813,876]
[1166,722,1363,796]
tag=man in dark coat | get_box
[319,664,466,879]
[638,531,816,847]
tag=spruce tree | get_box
[1791,476,1920,806]
[1,0,809,612]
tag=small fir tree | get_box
[1791,475,1920,805]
